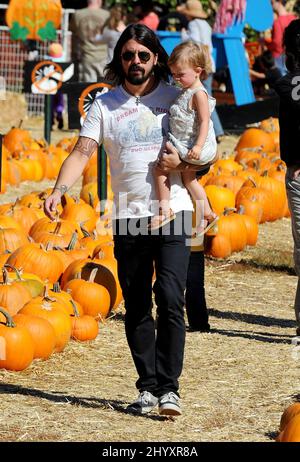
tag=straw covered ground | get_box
[0,120,299,442]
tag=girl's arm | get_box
[188,90,210,159]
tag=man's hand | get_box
[44,190,62,220]
[156,141,181,172]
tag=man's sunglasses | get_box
[121,51,151,63]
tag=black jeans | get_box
[113,211,192,397]
[185,251,210,330]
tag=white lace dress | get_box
[168,85,217,165]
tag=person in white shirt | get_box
[44,24,199,417]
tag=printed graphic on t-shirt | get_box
[119,110,166,146]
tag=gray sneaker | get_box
[126,391,158,414]
[158,391,182,416]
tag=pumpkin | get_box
[235,128,275,152]
[279,403,300,432]
[234,197,263,224]
[92,242,115,260]
[237,206,259,246]
[29,217,81,240]
[6,0,62,41]
[204,185,236,215]
[0,226,28,253]
[205,174,244,197]
[3,127,31,152]
[70,301,99,341]
[80,183,99,209]
[216,208,248,253]
[243,174,286,221]
[4,264,44,298]
[3,203,39,234]
[13,313,56,360]
[19,301,71,353]
[278,413,300,442]
[213,158,242,173]
[61,258,123,310]
[235,185,273,223]
[60,200,97,233]
[0,307,34,371]
[204,233,231,259]
[6,243,64,283]
[64,268,111,320]
[0,268,32,316]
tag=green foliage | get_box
[244,24,260,43]
[38,21,57,41]
[9,21,29,41]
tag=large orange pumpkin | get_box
[235,128,275,152]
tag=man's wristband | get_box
[53,185,68,195]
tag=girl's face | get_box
[169,62,202,88]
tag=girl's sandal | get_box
[149,209,176,231]
[194,214,219,237]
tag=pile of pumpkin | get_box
[0,128,123,372]
[1,126,79,191]
[202,117,289,259]
[276,402,300,442]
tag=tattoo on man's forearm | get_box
[74,137,98,158]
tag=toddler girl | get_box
[151,41,219,234]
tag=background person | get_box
[275,19,300,335]
[132,0,160,30]
[269,0,297,76]
[70,0,109,82]
[102,4,127,64]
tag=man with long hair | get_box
[44,24,197,416]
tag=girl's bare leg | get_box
[182,170,218,235]
[149,165,176,230]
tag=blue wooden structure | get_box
[156,0,274,106]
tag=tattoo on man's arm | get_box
[74,137,98,158]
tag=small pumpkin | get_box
[0,307,34,371]
[70,301,99,341]
[64,268,111,320]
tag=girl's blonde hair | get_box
[105,4,126,31]
[168,41,212,80]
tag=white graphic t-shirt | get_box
[80,81,193,219]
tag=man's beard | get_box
[125,64,154,85]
